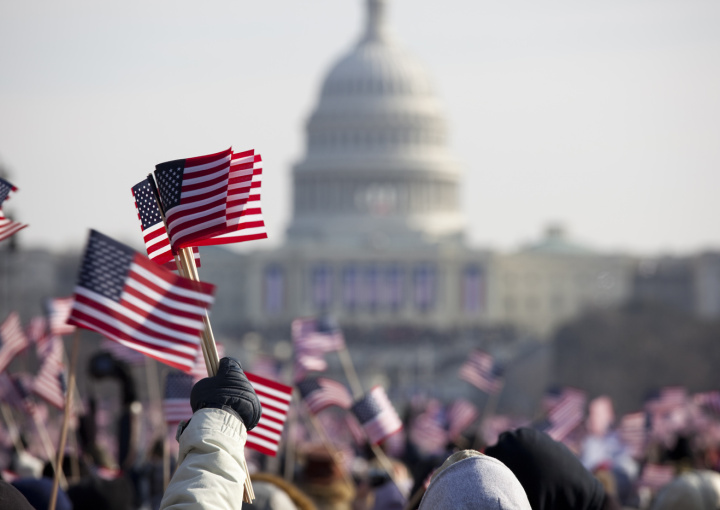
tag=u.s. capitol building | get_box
[203,0,635,344]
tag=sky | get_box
[1,0,719,256]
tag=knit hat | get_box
[419,450,531,509]
[485,428,609,510]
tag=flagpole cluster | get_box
[145,172,253,502]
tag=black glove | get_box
[190,357,262,430]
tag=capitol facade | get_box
[202,0,635,342]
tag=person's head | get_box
[418,450,531,509]
[651,470,720,510]
[485,428,616,510]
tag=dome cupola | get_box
[287,0,465,249]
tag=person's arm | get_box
[160,358,262,510]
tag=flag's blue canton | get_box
[297,378,321,399]
[132,179,163,229]
[155,160,185,211]
[165,372,194,399]
[77,230,134,302]
[316,316,340,334]
[352,393,382,425]
[15,376,30,399]
[58,373,67,394]
[0,178,15,203]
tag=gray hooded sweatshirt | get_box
[419,450,532,509]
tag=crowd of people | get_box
[2,346,720,510]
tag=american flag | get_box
[293,352,328,383]
[0,312,30,373]
[0,373,23,409]
[637,463,674,490]
[245,371,293,456]
[0,178,28,242]
[292,317,344,382]
[46,297,77,336]
[163,372,194,425]
[153,148,233,250]
[32,336,66,409]
[350,386,403,445]
[297,377,353,414]
[447,399,479,440]
[458,350,503,394]
[292,317,345,354]
[646,386,687,414]
[11,373,40,421]
[26,316,51,356]
[694,391,720,415]
[131,178,201,270]
[191,149,268,246]
[618,412,647,458]
[544,387,586,442]
[409,401,448,455]
[66,230,215,373]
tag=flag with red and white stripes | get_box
[694,391,720,416]
[292,317,345,354]
[459,350,503,394]
[32,336,66,409]
[544,387,586,442]
[291,317,344,382]
[47,298,77,336]
[131,178,201,270]
[447,399,479,441]
[409,400,448,455]
[163,372,194,425]
[189,149,268,246]
[0,178,28,242]
[153,148,233,251]
[245,372,292,456]
[27,316,51,356]
[297,377,353,414]
[351,386,403,445]
[293,352,328,383]
[67,230,215,373]
[618,412,647,458]
[0,312,30,373]
[0,373,23,409]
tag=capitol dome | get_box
[286,0,465,249]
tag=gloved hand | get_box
[190,357,262,430]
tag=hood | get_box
[485,427,608,510]
[419,450,531,509]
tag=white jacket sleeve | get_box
[160,408,248,510]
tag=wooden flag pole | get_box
[338,348,363,400]
[34,415,63,485]
[369,443,402,490]
[49,331,80,510]
[147,174,253,502]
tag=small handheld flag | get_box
[66,230,216,373]
[0,178,28,242]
